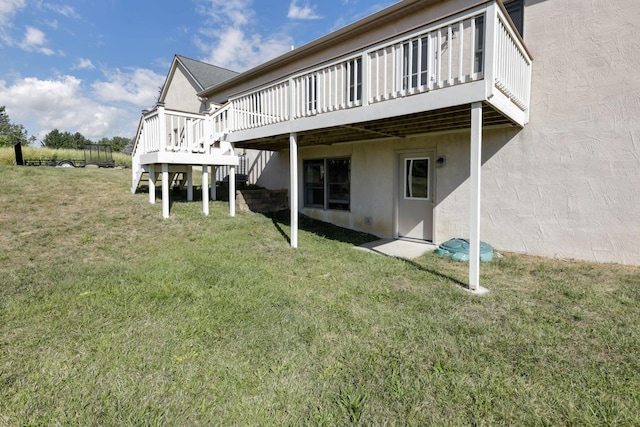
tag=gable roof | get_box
[175,55,239,91]
[158,55,239,104]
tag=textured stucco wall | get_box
[162,64,206,112]
[246,0,640,265]
[477,0,640,264]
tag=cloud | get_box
[73,58,95,70]
[0,0,26,27]
[194,0,292,71]
[91,68,165,106]
[287,0,321,20]
[19,26,55,55]
[0,69,164,141]
[40,3,80,19]
[196,0,253,27]
[0,76,127,141]
[0,0,26,46]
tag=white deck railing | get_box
[368,7,485,102]
[493,6,531,110]
[136,105,210,155]
[206,0,531,138]
[132,0,531,159]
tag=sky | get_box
[0,0,397,144]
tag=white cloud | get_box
[0,0,26,47]
[0,71,164,142]
[194,0,292,71]
[19,26,55,55]
[0,76,127,141]
[0,0,25,27]
[196,0,253,27]
[73,58,95,70]
[40,3,80,19]
[91,68,165,106]
[287,0,321,20]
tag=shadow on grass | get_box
[396,256,469,289]
[263,209,378,247]
[265,210,470,289]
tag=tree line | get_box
[0,106,131,153]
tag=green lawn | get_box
[1,165,639,426]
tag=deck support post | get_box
[229,165,236,217]
[149,165,156,204]
[211,166,217,201]
[290,132,298,248]
[202,165,209,216]
[469,102,484,292]
[186,166,193,201]
[162,163,169,218]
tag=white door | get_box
[397,152,435,241]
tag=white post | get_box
[229,165,236,217]
[290,132,298,248]
[211,166,217,201]
[202,165,209,216]
[187,166,193,201]
[162,163,169,218]
[157,103,167,152]
[469,102,482,291]
[483,2,498,99]
[149,164,156,204]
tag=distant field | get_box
[1,165,639,425]
[0,146,132,167]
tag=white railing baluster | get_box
[458,21,464,83]
[447,26,452,85]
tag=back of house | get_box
[132,0,640,266]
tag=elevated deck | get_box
[208,0,531,149]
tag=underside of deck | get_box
[234,102,516,150]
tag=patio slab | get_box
[356,238,437,259]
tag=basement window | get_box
[304,157,351,211]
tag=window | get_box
[503,0,524,36]
[306,74,318,112]
[304,159,324,208]
[304,158,350,210]
[405,157,430,200]
[347,58,362,103]
[402,37,429,90]
[474,16,484,74]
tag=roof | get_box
[174,55,239,91]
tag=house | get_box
[131,0,640,289]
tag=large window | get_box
[304,158,350,210]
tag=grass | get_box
[0,146,132,167]
[1,164,639,425]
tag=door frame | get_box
[393,148,437,242]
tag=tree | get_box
[42,129,92,149]
[97,136,131,153]
[0,106,30,147]
[42,129,66,149]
